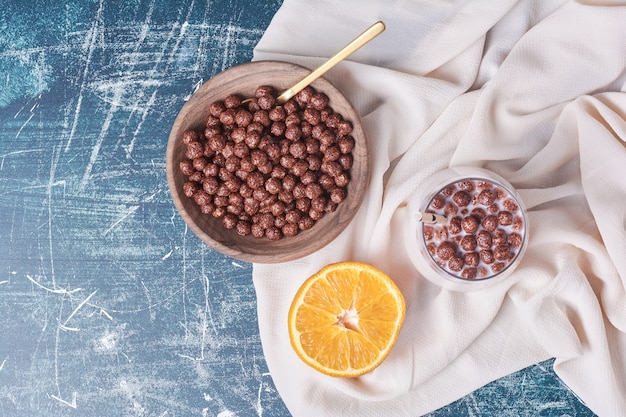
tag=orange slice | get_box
[287,261,406,378]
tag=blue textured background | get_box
[0,0,596,416]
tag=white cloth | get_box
[251,1,626,416]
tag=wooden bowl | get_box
[166,61,369,263]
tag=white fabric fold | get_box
[251,1,626,416]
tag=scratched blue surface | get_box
[0,1,596,416]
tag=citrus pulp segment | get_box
[287,262,405,378]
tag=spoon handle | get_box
[276,21,385,104]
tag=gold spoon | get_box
[245,21,385,105]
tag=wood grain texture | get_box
[167,61,369,263]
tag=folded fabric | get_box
[251,1,626,415]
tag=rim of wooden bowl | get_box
[166,61,369,263]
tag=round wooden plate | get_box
[166,61,369,263]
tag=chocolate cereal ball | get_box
[437,241,456,261]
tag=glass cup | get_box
[404,166,529,291]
